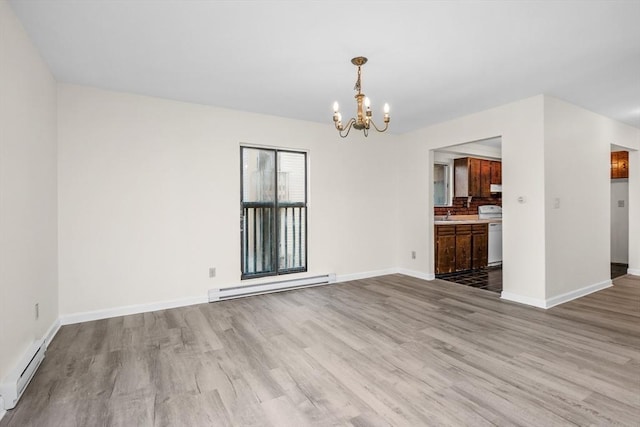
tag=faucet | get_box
[446,210,451,220]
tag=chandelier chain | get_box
[354,65,362,93]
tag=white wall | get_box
[543,97,639,293]
[0,0,58,381]
[543,97,613,298]
[611,180,629,264]
[57,84,397,316]
[397,94,640,307]
[396,96,546,301]
[629,150,640,275]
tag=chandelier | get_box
[332,57,390,138]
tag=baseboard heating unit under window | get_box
[0,339,46,410]
[209,274,336,302]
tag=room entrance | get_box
[431,137,503,293]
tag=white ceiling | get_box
[9,0,640,133]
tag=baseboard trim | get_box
[502,279,613,309]
[59,271,397,325]
[627,268,640,276]
[55,269,615,325]
[59,295,209,325]
[544,279,612,309]
[57,269,412,325]
[58,269,438,324]
[335,268,397,283]
[44,319,61,349]
[500,292,547,309]
[395,268,435,281]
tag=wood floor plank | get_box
[1,274,639,426]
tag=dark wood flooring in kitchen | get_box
[438,263,630,292]
[436,266,503,292]
[1,274,639,426]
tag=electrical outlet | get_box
[411,251,416,259]
[35,303,39,320]
[209,267,216,278]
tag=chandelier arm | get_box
[334,117,352,131]
[369,119,390,133]
[338,118,356,138]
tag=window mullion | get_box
[273,151,279,275]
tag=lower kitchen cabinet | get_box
[455,225,472,271]
[435,223,488,275]
[471,224,488,269]
[435,225,456,274]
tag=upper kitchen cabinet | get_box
[454,157,501,197]
[490,161,501,185]
[611,151,629,179]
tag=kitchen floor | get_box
[438,263,627,293]
[436,266,503,293]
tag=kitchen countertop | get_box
[434,215,502,225]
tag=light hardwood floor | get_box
[2,274,639,426]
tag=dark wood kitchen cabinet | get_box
[490,161,502,185]
[435,225,456,274]
[454,157,501,198]
[471,224,488,269]
[435,223,488,274]
[455,225,472,271]
[611,151,629,179]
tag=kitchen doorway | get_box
[432,137,503,293]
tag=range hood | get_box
[490,184,502,193]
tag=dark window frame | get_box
[240,146,308,279]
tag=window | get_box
[434,163,450,206]
[241,147,307,279]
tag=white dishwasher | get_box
[487,222,503,266]
[478,205,503,266]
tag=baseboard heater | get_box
[0,339,46,410]
[209,273,336,302]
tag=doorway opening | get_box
[432,137,503,293]
[610,145,629,279]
